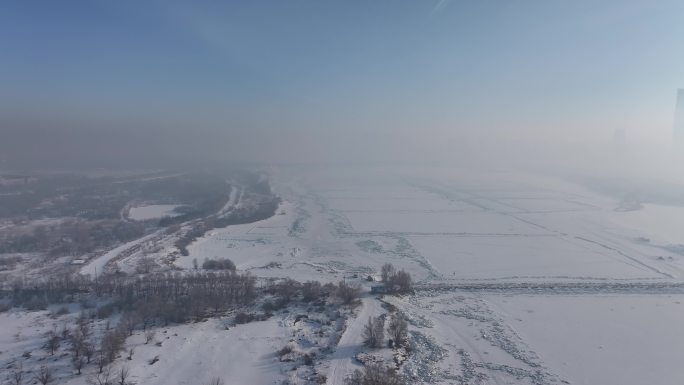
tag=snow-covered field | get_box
[613,204,684,244]
[128,204,182,221]
[118,318,288,385]
[408,235,662,280]
[4,166,684,385]
[487,294,684,385]
[179,202,298,271]
[177,167,684,384]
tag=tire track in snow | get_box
[574,236,674,278]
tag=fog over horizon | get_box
[2,0,684,181]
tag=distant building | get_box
[674,89,684,150]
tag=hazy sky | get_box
[2,0,684,169]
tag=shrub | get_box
[52,306,70,317]
[234,312,255,324]
[263,299,288,312]
[202,257,236,270]
[302,281,324,302]
[96,303,116,319]
[25,296,48,311]
[347,363,405,385]
[303,353,315,366]
[277,344,294,357]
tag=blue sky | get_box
[1,0,684,166]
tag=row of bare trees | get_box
[6,270,257,323]
[7,364,59,385]
[7,363,45,385]
[263,278,362,307]
[88,365,132,385]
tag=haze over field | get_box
[1,0,684,178]
[2,2,684,385]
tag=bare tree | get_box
[72,355,86,375]
[387,314,408,348]
[88,366,112,385]
[83,339,95,363]
[60,322,70,339]
[34,366,54,385]
[206,378,225,385]
[362,317,375,347]
[136,256,156,274]
[116,366,130,385]
[45,330,60,356]
[121,312,140,336]
[95,349,108,373]
[384,268,412,294]
[77,312,91,337]
[335,280,362,305]
[101,327,126,363]
[302,280,323,302]
[144,329,156,344]
[268,278,300,301]
[362,316,385,348]
[69,329,86,359]
[392,270,412,294]
[380,263,395,284]
[8,361,23,385]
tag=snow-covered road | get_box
[79,230,162,277]
[326,296,382,385]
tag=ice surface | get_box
[487,294,684,385]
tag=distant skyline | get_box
[1,1,684,169]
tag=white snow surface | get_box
[487,294,684,385]
[121,318,288,385]
[6,166,684,385]
[175,167,684,384]
[613,203,684,244]
[128,204,182,221]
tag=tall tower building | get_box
[675,89,684,149]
